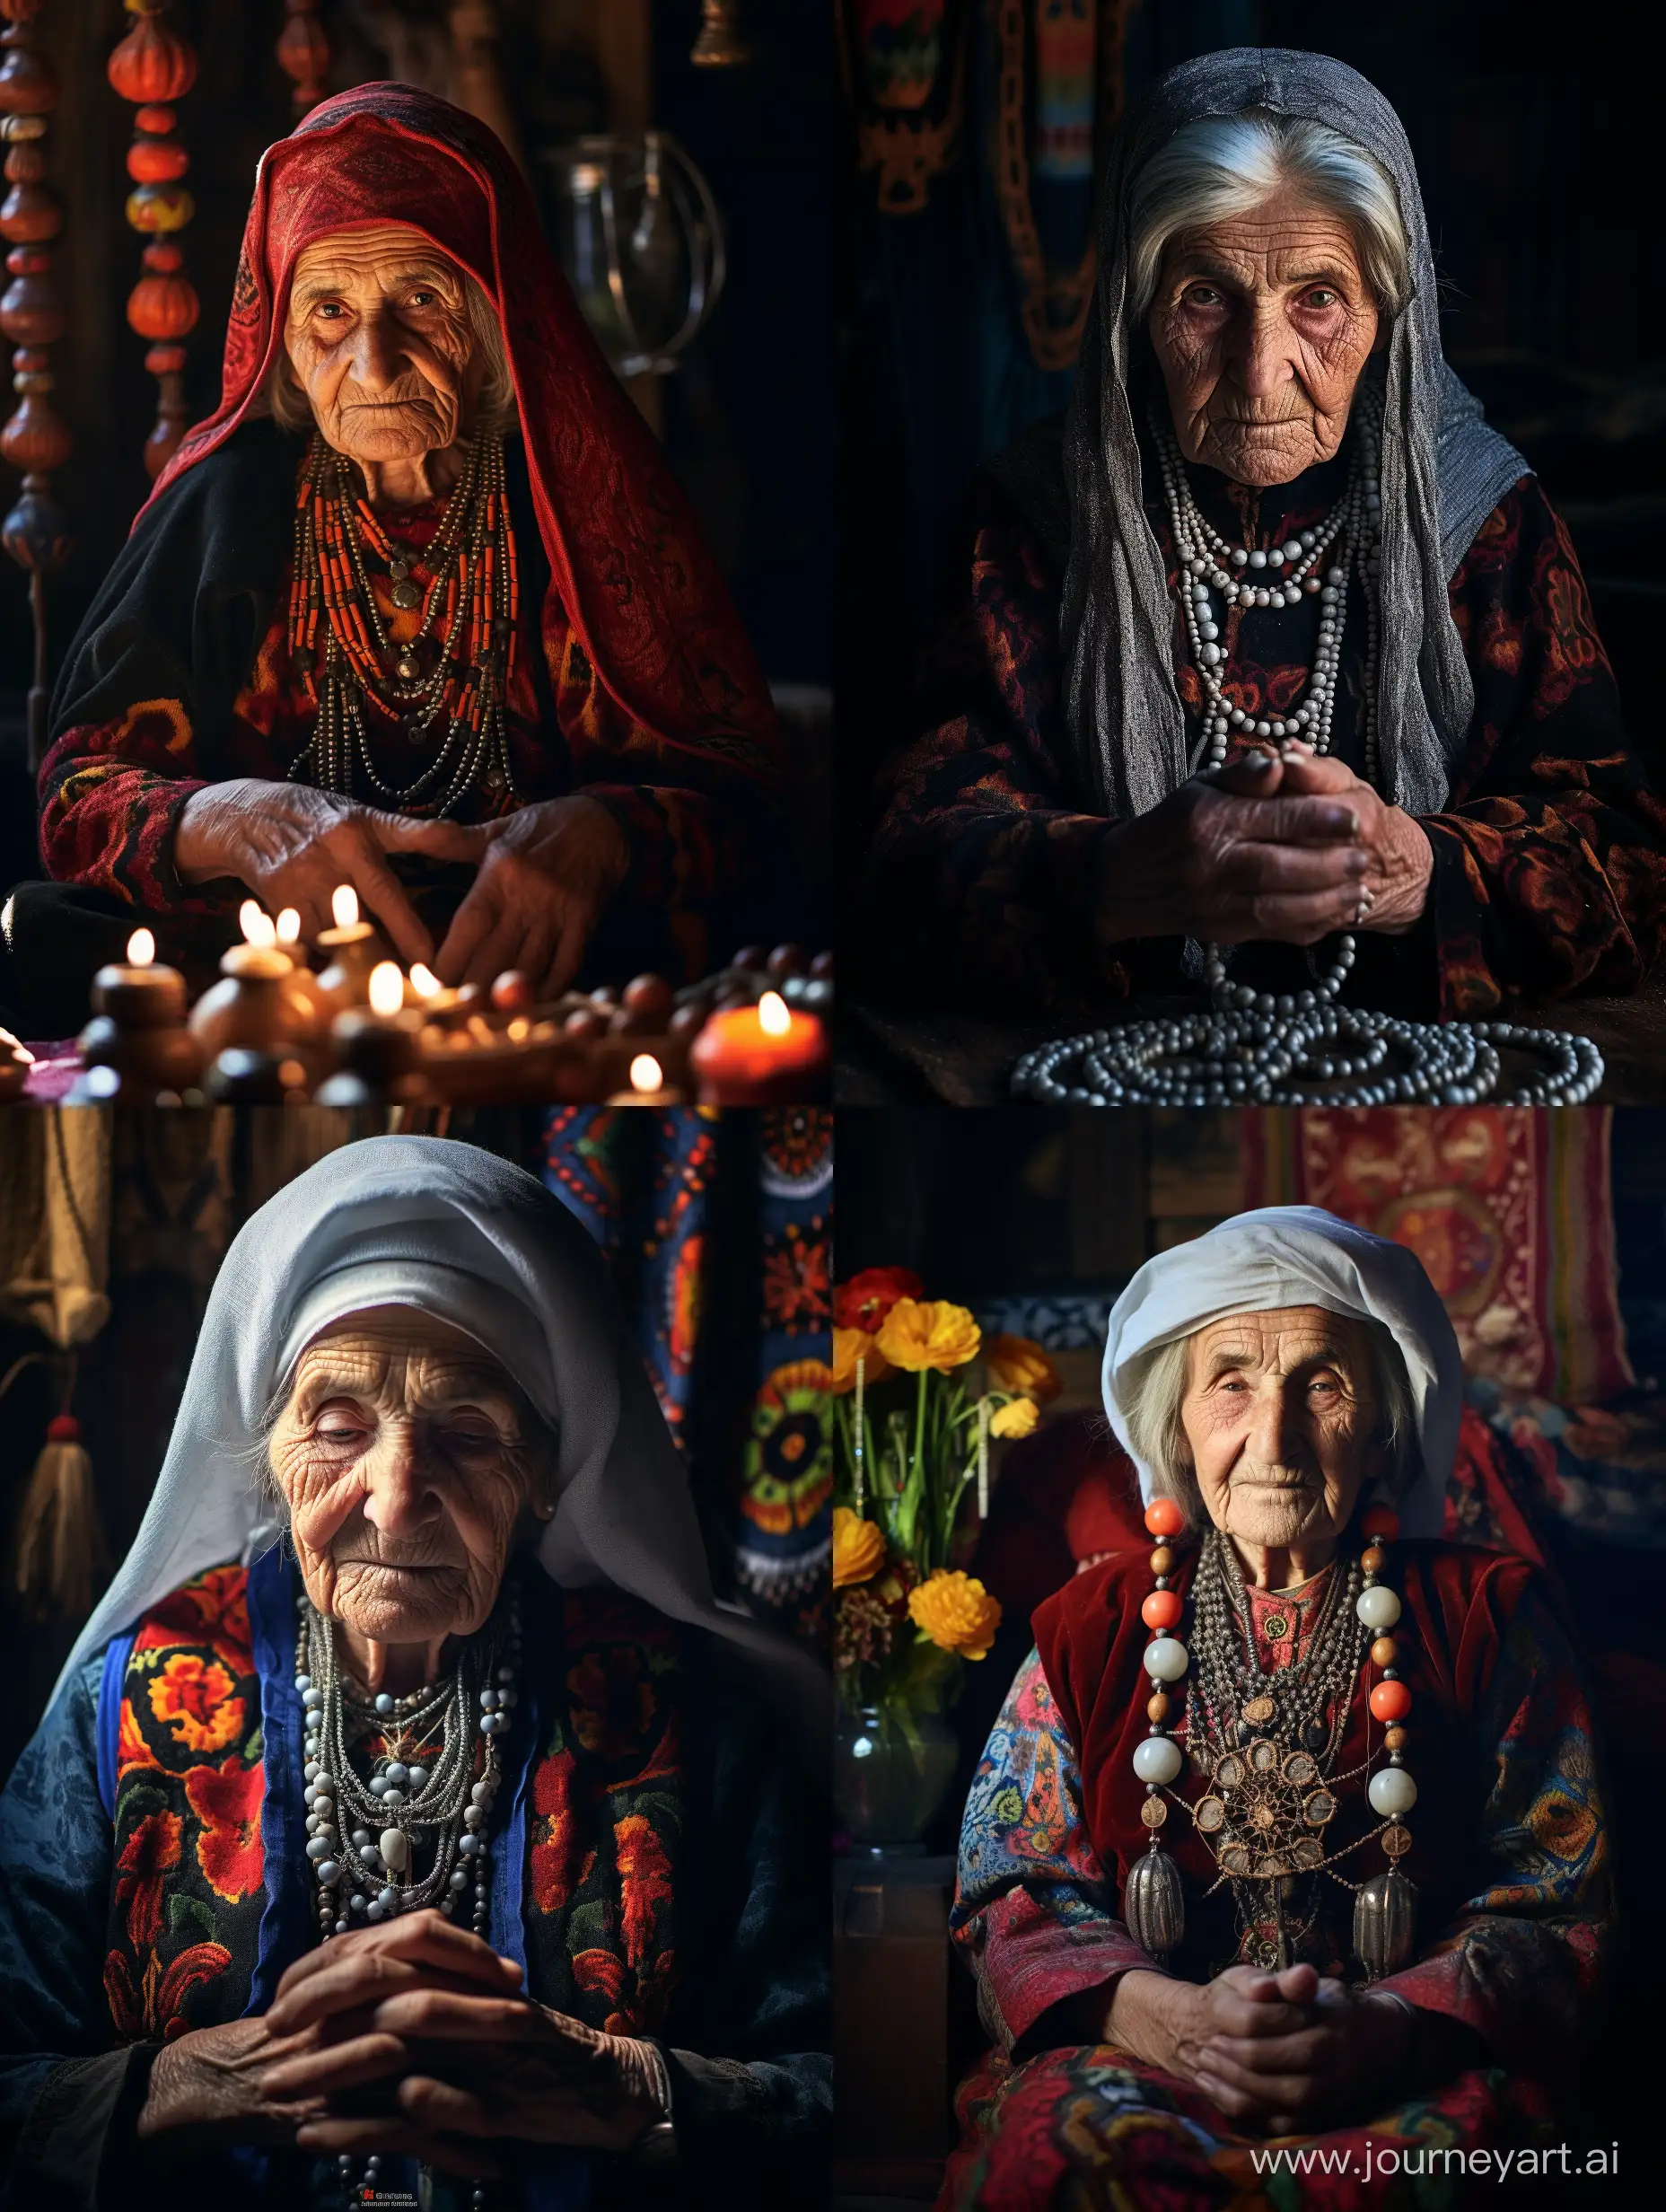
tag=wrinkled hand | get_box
[1096,750,1372,950]
[1111,1963,1413,2134]
[259,1909,666,2163]
[173,779,487,968]
[433,796,630,998]
[135,2014,338,2155]
[1269,745,1434,934]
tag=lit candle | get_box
[605,1051,686,1107]
[315,882,384,1008]
[317,961,426,1107]
[189,900,326,1069]
[79,927,202,1096]
[688,988,829,1104]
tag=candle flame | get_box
[629,1054,663,1093]
[239,900,277,949]
[276,908,302,944]
[331,884,359,930]
[758,991,790,1037]
[367,961,405,1017]
[408,963,443,999]
[127,927,155,968]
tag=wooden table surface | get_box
[838,980,1666,1108]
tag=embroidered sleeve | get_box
[37,704,219,916]
[1378,1583,1611,2069]
[868,497,1126,1012]
[951,1648,1151,2054]
[1422,477,1666,1014]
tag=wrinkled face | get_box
[1146,186,1380,485]
[269,1306,550,1658]
[1178,1304,1381,1556]
[284,223,479,464]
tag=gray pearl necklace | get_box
[296,1586,520,2212]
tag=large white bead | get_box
[1356,1585,1402,1629]
[1132,1734,1183,1785]
[1368,1768,1418,1817]
[1144,1637,1189,1681]
[379,1827,411,1872]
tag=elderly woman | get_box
[871,49,1666,1021]
[20,84,789,1030]
[0,1138,828,2210]
[944,1208,1609,2208]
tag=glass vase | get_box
[835,1699,959,1855]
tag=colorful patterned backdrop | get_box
[542,1107,832,1645]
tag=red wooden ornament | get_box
[1144,1497,1185,1539]
[1369,1680,1412,1724]
[1140,1589,1182,1631]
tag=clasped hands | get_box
[173,781,631,999]
[1106,1961,1412,2136]
[1095,743,1434,951]
[136,1913,668,2179]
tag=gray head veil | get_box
[52,1136,828,1734]
[1058,48,1528,823]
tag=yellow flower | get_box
[908,1570,1003,1660]
[831,1327,892,1395]
[876,1297,981,1374]
[833,1506,886,1588]
[990,1396,1039,1440]
[984,1333,1063,1405]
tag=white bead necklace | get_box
[296,1584,521,2212]
[1010,410,1605,1108]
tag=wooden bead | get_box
[1383,1726,1407,1751]
[1140,1589,1182,1631]
[1360,1545,1385,1575]
[1369,1636,1398,1669]
[1144,1497,1185,1539]
[1361,1505,1400,1541]
[1145,1691,1171,1725]
[490,970,534,1014]
[1369,1680,1412,1724]
[1148,1546,1173,1576]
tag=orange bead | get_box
[1370,1637,1398,1669]
[1361,1505,1400,1542]
[1141,1589,1182,1631]
[1383,1726,1408,1751]
[1144,1497,1184,1539]
[1370,1680,1412,1724]
[1146,1691,1171,1725]
[1148,1546,1174,1577]
[1360,1545,1385,1575]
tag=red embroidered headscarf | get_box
[147,83,782,782]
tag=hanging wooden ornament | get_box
[0,0,73,772]
[108,0,199,478]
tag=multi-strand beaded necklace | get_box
[285,429,522,818]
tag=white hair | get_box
[261,269,518,439]
[1118,1310,1421,1535]
[1127,110,1411,322]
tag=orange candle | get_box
[689,990,829,1105]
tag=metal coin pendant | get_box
[1303,1720,1328,1751]
[1242,1694,1276,1726]
[390,580,422,611]
[395,652,421,681]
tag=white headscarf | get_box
[1100,1206,1459,1537]
[53,1136,827,1727]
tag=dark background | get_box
[838,0,1666,888]
[0,0,834,900]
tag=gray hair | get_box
[262,270,518,440]
[1127,110,1411,324]
[1119,1311,1421,1535]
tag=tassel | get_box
[12,1412,108,1622]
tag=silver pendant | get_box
[1123,1842,1185,1962]
[1353,1866,1417,1979]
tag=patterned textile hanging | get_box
[0,0,73,772]
[106,0,199,478]
[995,0,1128,371]
[840,0,968,216]
[543,1107,832,1642]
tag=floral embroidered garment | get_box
[871,433,1666,1019]
[0,1549,829,2210]
[940,1542,1609,2209]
